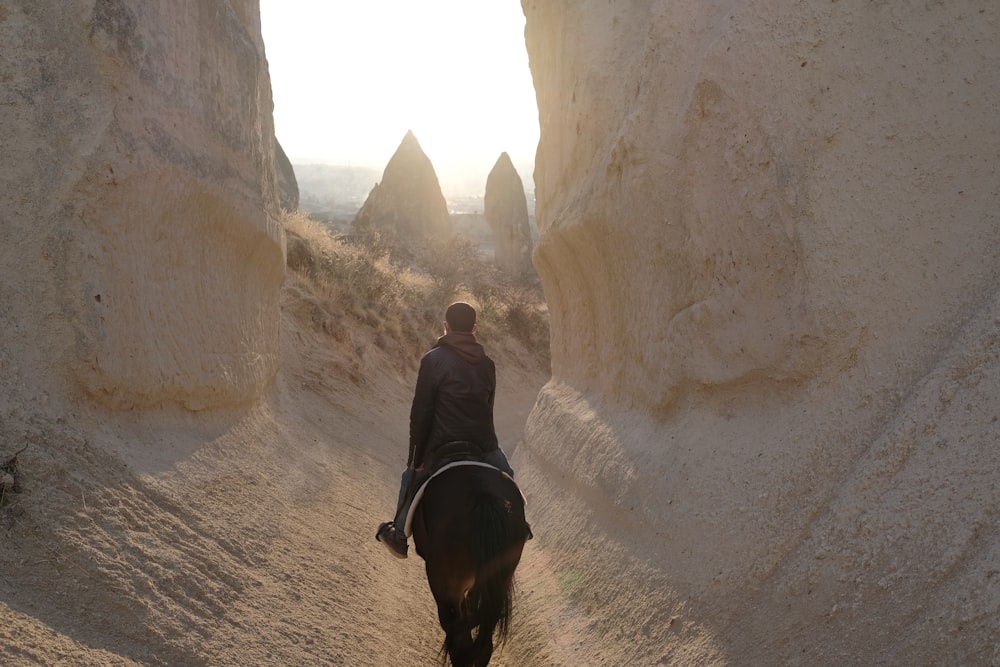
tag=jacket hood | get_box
[435,332,486,364]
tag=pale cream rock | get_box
[521,1,1000,663]
[0,1,284,410]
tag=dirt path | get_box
[265,320,571,666]
[0,292,576,666]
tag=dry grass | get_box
[282,211,550,372]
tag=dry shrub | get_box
[281,211,549,371]
[473,282,550,370]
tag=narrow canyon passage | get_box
[258,322,579,666]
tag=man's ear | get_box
[471,323,478,334]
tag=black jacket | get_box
[408,332,498,470]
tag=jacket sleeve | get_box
[486,358,499,447]
[408,352,438,467]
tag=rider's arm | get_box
[408,352,438,468]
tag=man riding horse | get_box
[376,301,514,558]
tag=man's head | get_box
[444,301,477,333]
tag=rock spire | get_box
[352,130,452,241]
[484,152,533,274]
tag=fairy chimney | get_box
[352,130,452,242]
[484,152,532,274]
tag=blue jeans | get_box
[392,447,514,537]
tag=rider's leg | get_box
[392,467,429,538]
[394,466,412,516]
[483,447,514,477]
[390,466,413,537]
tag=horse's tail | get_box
[468,493,520,656]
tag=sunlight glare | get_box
[259,0,539,194]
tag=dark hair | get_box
[445,301,477,333]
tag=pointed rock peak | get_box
[385,130,436,180]
[484,150,532,275]
[488,152,519,183]
[387,130,432,169]
[400,129,421,150]
[494,151,514,169]
[487,151,522,187]
[351,129,452,241]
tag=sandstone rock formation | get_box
[484,152,533,275]
[351,130,453,242]
[520,1,1000,664]
[274,140,300,211]
[1,0,284,411]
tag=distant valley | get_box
[292,162,537,252]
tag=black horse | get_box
[411,464,531,667]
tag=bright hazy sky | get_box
[259,1,539,194]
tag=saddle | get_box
[402,461,525,538]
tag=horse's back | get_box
[413,464,526,558]
[432,465,523,514]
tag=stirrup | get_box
[376,521,408,559]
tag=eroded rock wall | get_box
[1,1,284,411]
[275,140,300,212]
[521,1,1000,663]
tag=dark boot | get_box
[375,521,408,559]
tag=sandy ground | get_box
[0,278,583,666]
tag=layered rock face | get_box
[521,1,1000,664]
[1,1,284,410]
[352,130,453,241]
[484,152,533,275]
[275,140,300,212]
